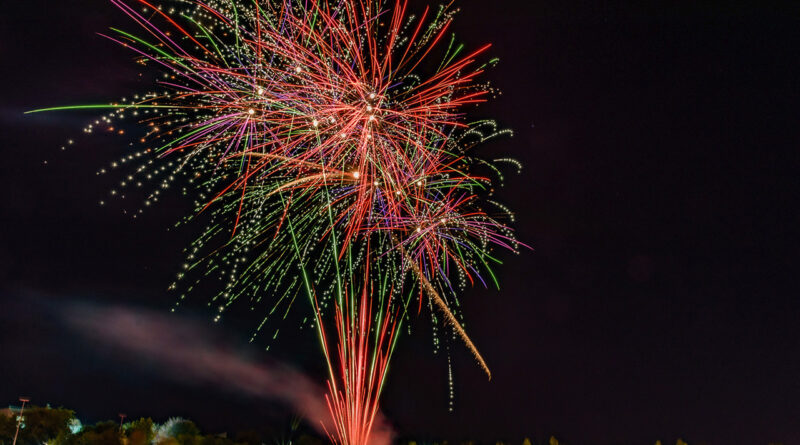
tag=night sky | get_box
[2,1,799,444]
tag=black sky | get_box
[2,1,800,444]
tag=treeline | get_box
[0,406,321,445]
[400,438,785,445]
[401,438,702,445]
[0,406,786,445]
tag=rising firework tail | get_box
[32,1,523,444]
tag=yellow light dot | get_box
[353,171,360,179]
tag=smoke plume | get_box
[65,304,395,445]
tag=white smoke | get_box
[65,304,395,445]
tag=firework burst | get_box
[32,0,521,443]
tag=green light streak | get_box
[25,104,183,114]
